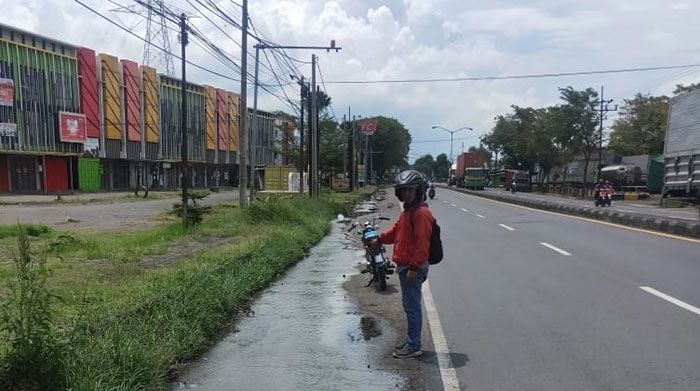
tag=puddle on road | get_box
[173,222,404,390]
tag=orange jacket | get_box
[379,204,433,268]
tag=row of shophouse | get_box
[0,22,293,194]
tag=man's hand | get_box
[406,269,417,285]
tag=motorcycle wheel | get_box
[377,266,387,291]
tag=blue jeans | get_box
[398,265,428,350]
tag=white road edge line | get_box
[540,242,572,256]
[499,224,515,231]
[423,280,461,391]
[640,286,700,316]
[475,214,485,219]
[460,208,469,212]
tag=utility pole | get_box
[179,13,189,224]
[250,44,261,203]
[297,76,305,193]
[238,0,248,208]
[311,54,318,197]
[249,43,340,198]
[347,109,354,191]
[353,115,359,190]
[596,86,617,181]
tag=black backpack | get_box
[410,208,443,265]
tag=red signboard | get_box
[358,118,378,135]
[76,48,100,138]
[59,112,87,143]
[0,78,14,106]
[122,59,142,141]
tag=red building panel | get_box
[44,156,68,192]
[76,48,99,138]
[216,89,228,150]
[121,60,142,142]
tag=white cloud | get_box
[0,0,698,162]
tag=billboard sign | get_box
[59,112,87,143]
[358,118,378,135]
[0,78,14,106]
[0,122,17,137]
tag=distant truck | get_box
[464,167,487,190]
[663,89,700,201]
[450,152,488,188]
[505,169,531,192]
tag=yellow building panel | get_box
[204,86,216,150]
[227,92,239,151]
[100,54,121,140]
[142,66,159,143]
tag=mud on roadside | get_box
[342,188,444,391]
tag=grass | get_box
[0,224,52,239]
[0,189,369,390]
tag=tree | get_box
[558,86,599,189]
[369,116,412,181]
[319,115,345,175]
[412,154,435,178]
[434,153,450,181]
[609,94,669,155]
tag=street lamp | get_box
[432,125,473,181]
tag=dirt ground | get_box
[343,188,444,391]
[0,191,239,232]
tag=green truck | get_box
[464,167,487,190]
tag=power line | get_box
[325,63,700,84]
[73,0,240,82]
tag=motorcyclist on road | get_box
[372,170,433,358]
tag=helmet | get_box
[394,170,427,202]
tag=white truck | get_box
[663,89,700,201]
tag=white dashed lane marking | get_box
[540,242,572,256]
[640,287,700,316]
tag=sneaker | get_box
[394,341,407,351]
[392,345,423,358]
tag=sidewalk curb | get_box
[442,186,700,239]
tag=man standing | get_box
[374,170,433,358]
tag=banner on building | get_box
[0,78,14,106]
[59,112,87,143]
[357,118,378,135]
[0,122,17,137]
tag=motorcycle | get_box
[428,187,436,199]
[594,188,612,207]
[348,215,394,291]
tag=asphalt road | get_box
[427,189,700,391]
[482,187,699,222]
[0,191,240,231]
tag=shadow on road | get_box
[418,350,470,368]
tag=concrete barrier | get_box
[441,186,700,239]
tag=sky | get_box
[1,0,699,163]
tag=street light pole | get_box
[432,125,473,181]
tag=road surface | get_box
[425,189,700,390]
